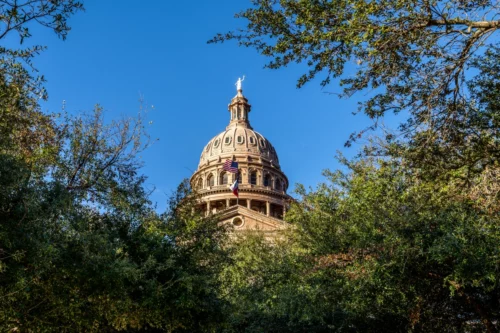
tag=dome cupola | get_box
[228,77,252,129]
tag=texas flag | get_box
[229,179,239,197]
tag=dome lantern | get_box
[228,76,252,129]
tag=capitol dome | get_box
[190,79,290,235]
[199,127,280,169]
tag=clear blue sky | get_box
[17,0,398,211]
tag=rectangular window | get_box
[250,172,257,185]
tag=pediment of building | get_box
[216,205,287,231]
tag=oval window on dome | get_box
[260,139,266,148]
[205,143,211,152]
[237,135,245,144]
[213,139,220,147]
[225,136,232,145]
[232,217,243,227]
[249,137,256,145]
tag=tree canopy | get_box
[0,2,232,331]
[219,156,500,332]
[1,1,499,331]
[211,0,499,145]
[210,1,500,332]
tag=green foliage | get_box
[0,5,231,328]
[1,1,498,331]
[0,109,230,331]
[219,158,499,332]
[212,12,499,331]
[0,1,84,100]
[211,0,499,147]
[0,1,83,169]
[0,0,84,42]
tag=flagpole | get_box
[225,160,240,206]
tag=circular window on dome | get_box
[213,139,220,148]
[237,135,245,144]
[224,136,232,145]
[232,217,243,228]
[249,137,256,145]
[260,139,266,148]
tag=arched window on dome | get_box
[220,171,229,185]
[264,174,271,187]
[196,178,203,189]
[275,178,281,191]
[206,174,214,187]
[249,171,257,185]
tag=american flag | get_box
[223,160,239,173]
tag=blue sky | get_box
[14,1,396,211]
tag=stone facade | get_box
[190,85,290,232]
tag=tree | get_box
[218,157,500,332]
[211,0,499,146]
[212,0,500,220]
[288,158,500,332]
[0,3,233,330]
[0,1,84,167]
[0,0,84,98]
[390,46,500,212]
[0,107,231,331]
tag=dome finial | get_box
[235,75,245,92]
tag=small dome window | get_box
[264,174,270,187]
[205,143,211,152]
[249,171,257,185]
[206,174,214,187]
[260,139,266,148]
[237,135,245,144]
[249,137,256,145]
[224,136,232,145]
[213,139,220,147]
[220,171,229,185]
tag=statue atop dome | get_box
[235,75,245,91]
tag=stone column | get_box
[282,205,286,219]
[247,199,252,210]
[206,201,210,215]
[266,201,270,216]
[226,198,230,208]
